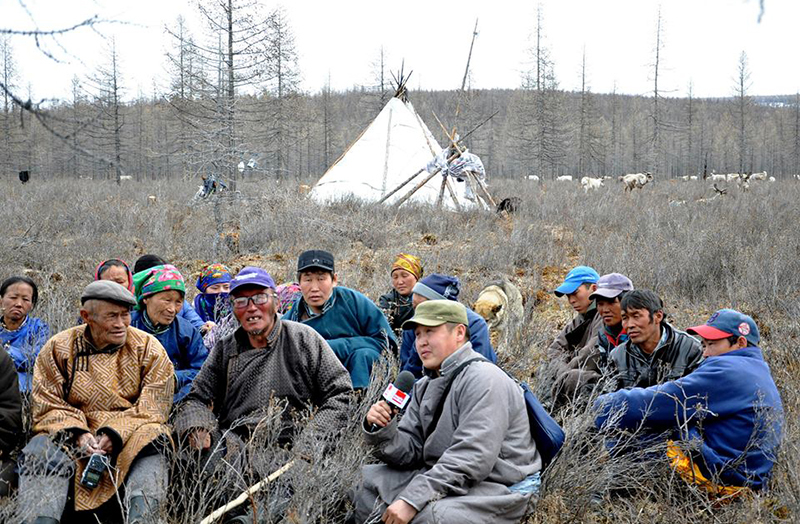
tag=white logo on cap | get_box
[738,322,751,336]
[234,273,258,281]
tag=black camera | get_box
[80,453,109,489]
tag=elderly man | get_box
[353,300,540,524]
[18,281,174,524]
[606,289,702,390]
[399,274,496,379]
[283,250,396,389]
[595,309,783,493]
[174,267,352,496]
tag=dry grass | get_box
[0,176,798,522]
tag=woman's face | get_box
[143,290,184,326]
[391,269,418,296]
[100,265,130,288]
[1,282,35,323]
[205,282,230,294]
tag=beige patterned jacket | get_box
[31,325,174,511]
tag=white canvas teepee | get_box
[308,95,474,210]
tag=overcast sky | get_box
[3,0,797,103]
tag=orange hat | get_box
[391,253,423,280]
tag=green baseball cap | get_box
[402,300,469,330]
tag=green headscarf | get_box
[134,264,186,310]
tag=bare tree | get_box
[649,7,665,175]
[734,50,752,175]
[576,47,605,175]
[0,35,16,176]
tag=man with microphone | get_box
[353,300,541,524]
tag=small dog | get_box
[473,278,524,354]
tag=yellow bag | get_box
[666,441,750,500]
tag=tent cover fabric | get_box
[309,97,475,210]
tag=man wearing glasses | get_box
[174,266,352,511]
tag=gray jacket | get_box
[547,305,604,379]
[607,321,703,390]
[364,343,540,513]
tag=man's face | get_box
[414,323,465,372]
[621,307,663,346]
[299,271,336,311]
[566,283,596,314]
[143,290,184,326]
[82,301,131,347]
[596,296,623,327]
[391,269,418,296]
[701,336,744,358]
[411,293,427,309]
[232,287,276,335]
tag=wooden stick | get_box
[436,173,447,208]
[393,168,442,208]
[445,178,462,211]
[376,168,425,204]
[200,460,295,524]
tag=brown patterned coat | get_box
[31,325,174,511]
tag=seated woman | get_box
[0,276,50,392]
[131,265,207,402]
[377,254,423,334]
[193,263,232,325]
[133,254,208,332]
[276,282,302,315]
[94,258,134,292]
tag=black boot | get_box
[32,518,59,524]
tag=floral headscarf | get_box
[136,264,186,309]
[195,263,233,293]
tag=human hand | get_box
[382,499,417,524]
[95,434,113,455]
[188,428,211,451]
[365,400,393,429]
[77,432,103,455]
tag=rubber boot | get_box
[32,518,60,524]
[127,495,153,524]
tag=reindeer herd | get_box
[524,170,791,194]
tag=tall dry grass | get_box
[0,176,797,522]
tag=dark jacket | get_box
[378,289,414,334]
[401,307,496,379]
[547,305,603,381]
[130,311,208,402]
[0,349,21,453]
[607,322,702,390]
[595,347,783,490]
[174,317,352,454]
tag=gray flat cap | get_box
[81,280,137,307]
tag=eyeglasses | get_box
[232,293,273,309]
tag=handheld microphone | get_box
[370,370,416,431]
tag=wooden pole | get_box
[376,167,426,204]
[200,460,295,524]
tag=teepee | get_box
[308,78,474,210]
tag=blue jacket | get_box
[400,307,497,379]
[594,347,783,489]
[180,300,205,330]
[0,316,50,392]
[283,286,397,359]
[131,311,208,402]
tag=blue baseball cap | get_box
[687,309,760,346]
[230,266,277,295]
[554,266,600,297]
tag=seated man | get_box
[0,348,22,497]
[595,309,783,493]
[133,254,208,332]
[175,266,352,455]
[283,250,396,389]
[606,289,702,390]
[18,281,174,524]
[545,266,602,402]
[353,300,540,524]
[400,274,496,379]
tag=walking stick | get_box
[200,459,296,524]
